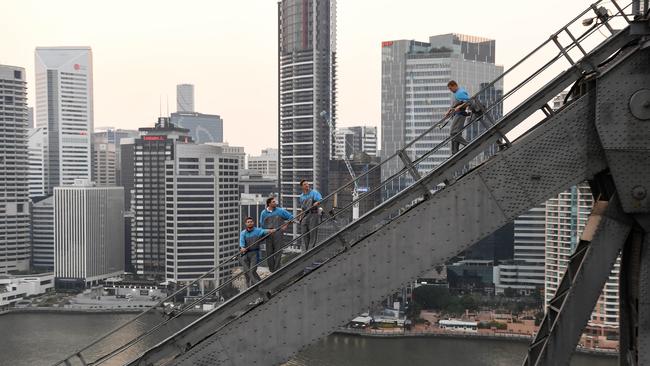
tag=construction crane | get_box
[320,110,361,220]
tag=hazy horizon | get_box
[1,0,592,155]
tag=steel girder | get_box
[161,93,609,366]
[523,197,633,366]
[128,25,636,366]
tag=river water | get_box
[0,313,616,366]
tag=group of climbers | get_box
[239,80,478,287]
[238,179,322,287]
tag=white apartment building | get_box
[247,148,278,177]
[206,142,245,172]
[54,180,124,287]
[165,144,240,289]
[35,47,93,194]
[544,183,620,340]
[334,126,377,160]
[494,205,546,294]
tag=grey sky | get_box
[1,0,596,155]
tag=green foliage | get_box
[412,286,479,316]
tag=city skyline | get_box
[1,0,592,156]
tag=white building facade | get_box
[206,142,245,172]
[247,148,278,177]
[35,47,94,194]
[494,205,546,294]
[165,144,240,288]
[544,183,620,341]
[54,181,124,287]
[334,126,377,160]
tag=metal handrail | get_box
[54,1,632,365]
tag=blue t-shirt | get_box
[299,190,323,212]
[239,227,270,250]
[259,207,294,229]
[453,87,470,116]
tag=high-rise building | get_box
[92,133,117,186]
[93,127,138,185]
[27,127,47,199]
[247,148,278,177]
[544,184,620,345]
[380,34,503,194]
[176,83,195,113]
[334,126,377,160]
[494,205,546,295]
[206,142,245,172]
[278,0,337,222]
[170,112,223,143]
[239,170,278,198]
[165,144,240,288]
[54,180,124,288]
[0,65,31,274]
[35,47,93,194]
[31,196,54,271]
[131,118,192,279]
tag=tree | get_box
[460,294,478,312]
[503,287,516,298]
[412,286,452,310]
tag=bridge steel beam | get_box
[127,27,640,366]
[523,197,633,366]
[592,45,650,365]
[162,92,610,366]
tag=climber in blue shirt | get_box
[259,196,293,272]
[239,217,276,287]
[298,180,322,252]
[445,80,471,154]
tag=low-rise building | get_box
[0,273,54,309]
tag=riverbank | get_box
[0,307,206,316]
[333,328,618,357]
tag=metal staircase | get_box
[54,1,650,365]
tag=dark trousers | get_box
[240,250,261,287]
[300,214,319,252]
[451,114,469,154]
[266,234,282,272]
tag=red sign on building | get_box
[381,41,394,47]
[143,135,166,141]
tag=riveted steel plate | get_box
[596,48,650,150]
[629,89,650,120]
